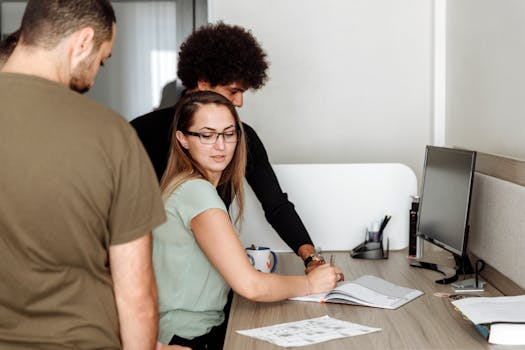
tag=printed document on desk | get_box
[290,275,423,309]
[236,315,380,347]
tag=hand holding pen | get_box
[330,254,344,282]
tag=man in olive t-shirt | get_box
[0,1,165,349]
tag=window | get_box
[0,0,207,120]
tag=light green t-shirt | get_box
[153,179,231,343]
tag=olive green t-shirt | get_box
[0,73,166,349]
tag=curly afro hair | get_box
[177,22,269,90]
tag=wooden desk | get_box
[224,250,506,349]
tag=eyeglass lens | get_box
[199,130,238,144]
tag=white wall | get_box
[446,0,525,160]
[209,0,434,179]
[446,0,525,290]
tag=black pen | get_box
[378,215,391,242]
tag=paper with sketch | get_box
[290,275,423,309]
[236,315,380,347]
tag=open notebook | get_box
[290,275,423,309]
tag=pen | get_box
[379,215,391,232]
[378,215,391,242]
[330,255,344,282]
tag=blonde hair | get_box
[160,91,246,223]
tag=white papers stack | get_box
[452,295,525,325]
[452,295,525,345]
[236,315,380,347]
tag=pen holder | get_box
[350,238,389,259]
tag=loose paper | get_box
[236,315,380,347]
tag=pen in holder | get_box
[350,215,391,260]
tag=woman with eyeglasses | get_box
[152,91,338,350]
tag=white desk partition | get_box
[234,163,417,252]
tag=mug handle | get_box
[270,251,278,273]
[246,253,255,267]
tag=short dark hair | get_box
[20,0,116,50]
[0,29,20,67]
[178,22,269,90]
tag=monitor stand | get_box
[409,254,474,284]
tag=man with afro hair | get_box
[132,22,326,273]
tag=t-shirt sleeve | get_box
[108,127,167,245]
[170,179,228,229]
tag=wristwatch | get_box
[304,253,325,267]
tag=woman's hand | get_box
[305,264,338,295]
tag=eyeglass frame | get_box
[182,128,241,144]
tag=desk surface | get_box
[224,250,507,349]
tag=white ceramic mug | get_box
[245,246,278,273]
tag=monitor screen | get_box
[417,146,476,256]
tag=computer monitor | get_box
[410,146,477,284]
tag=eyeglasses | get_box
[183,129,240,144]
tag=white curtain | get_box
[1,0,205,120]
[87,1,178,120]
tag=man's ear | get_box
[71,27,95,64]
[175,130,189,149]
[197,80,212,91]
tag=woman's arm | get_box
[191,209,337,302]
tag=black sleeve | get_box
[130,106,176,182]
[243,123,314,254]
